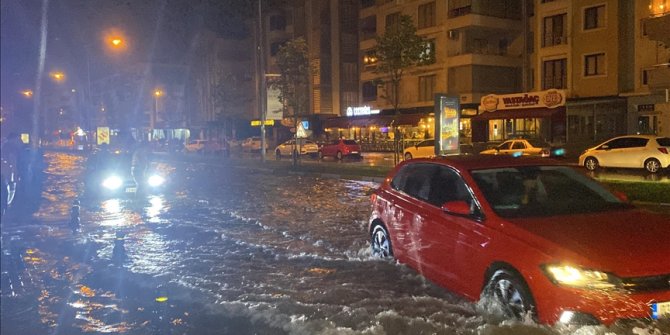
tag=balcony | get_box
[446,13,522,32]
[647,65,670,91]
[447,50,522,68]
[643,14,670,45]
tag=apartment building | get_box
[263,0,360,142]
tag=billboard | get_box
[266,86,283,120]
[434,95,460,156]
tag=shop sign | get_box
[251,120,275,126]
[346,106,380,117]
[435,94,460,156]
[481,89,565,111]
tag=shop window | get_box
[542,14,566,47]
[419,75,436,102]
[418,2,436,29]
[584,5,605,30]
[584,53,605,77]
[542,58,567,89]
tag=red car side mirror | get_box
[612,190,629,203]
[441,200,471,216]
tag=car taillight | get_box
[370,191,377,203]
[658,148,669,154]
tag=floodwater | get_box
[1,151,668,335]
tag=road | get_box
[1,151,668,335]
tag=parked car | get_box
[241,137,268,152]
[184,139,206,153]
[578,135,670,173]
[318,139,361,160]
[479,138,564,158]
[403,139,435,160]
[185,140,228,155]
[275,138,319,159]
[369,155,669,325]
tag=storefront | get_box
[472,90,567,145]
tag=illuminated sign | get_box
[97,127,110,145]
[251,120,275,126]
[481,89,565,111]
[435,95,460,156]
[346,106,380,117]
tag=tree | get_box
[270,37,310,166]
[374,14,427,114]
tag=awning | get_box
[322,113,425,129]
[472,107,566,121]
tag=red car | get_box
[369,155,669,325]
[318,139,361,160]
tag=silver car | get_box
[275,139,319,159]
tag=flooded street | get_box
[1,152,668,335]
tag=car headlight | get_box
[102,175,123,190]
[543,264,618,289]
[147,174,165,187]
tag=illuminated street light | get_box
[111,38,123,46]
[151,89,164,136]
[50,71,65,82]
[22,90,34,98]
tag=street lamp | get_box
[152,89,163,139]
[50,71,65,82]
[22,90,34,98]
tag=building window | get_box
[542,14,566,47]
[584,53,605,76]
[269,15,287,31]
[360,15,376,41]
[419,39,436,65]
[448,0,472,18]
[270,41,286,56]
[362,81,377,101]
[584,5,605,30]
[385,12,400,31]
[418,75,436,102]
[362,49,378,69]
[542,58,567,89]
[642,69,649,85]
[361,0,375,9]
[418,2,436,29]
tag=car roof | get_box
[399,155,565,171]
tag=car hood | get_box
[507,209,670,276]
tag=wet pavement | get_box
[1,151,669,335]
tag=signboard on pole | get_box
[266,86,283,120]
[434,95,460,156]
[97,126,110,145]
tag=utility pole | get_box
[257,0,267,162]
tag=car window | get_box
[512,141,525,150]
[601,138,626,149]
[498,141,512,150]
[657,138,670,146]
[527,139,547,148]
[420,139,435,147]
[343,140,357,145]
[427,166,472,208]
[471,166,630,218]
[391,163,436,202]
[627,137,648,148]
[331,140,339,145]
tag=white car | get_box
[403,139,435,160]
[241,137,269,152]
[275,139,319,159]
[578,135,670,173]
[184,140,206,153]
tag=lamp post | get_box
[152,89,163,140]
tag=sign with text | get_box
[435,95,460,156]
[481,89,565,112]
[251,120,275,127]
[97,127,110,145]
[346,106,380,117]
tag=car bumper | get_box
[534,282,670,325]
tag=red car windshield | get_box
[343,140,358,145]
[471,166,631,218]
